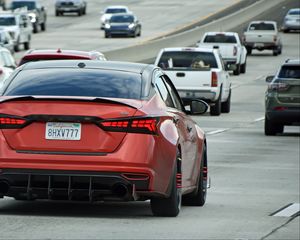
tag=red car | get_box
[0,60,208,217]
[18,49,107,66]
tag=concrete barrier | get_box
[104,0,286,62]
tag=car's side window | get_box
[161,75,184,111]
[155,76,175,108]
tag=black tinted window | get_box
[278,65,300,79]
[106,8,126,14]
[3,69,142,99]
[155,77,174,108]
[158,51,218,70]
[204,35,237,43]
[288,10,300,15]
[249,23,275,30]
[110,15,134,23]
[0,17,16,26]
[12,1,36,10]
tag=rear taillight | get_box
[268,83,289,91]
[211,72,218,87]
[233,46,237,56]
[100,117,159,135]
[0,68,3,75]
[0,114,27,129]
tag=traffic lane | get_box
[13,0,243,61]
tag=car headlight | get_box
[105,23,111,29]
[128,23,135,29]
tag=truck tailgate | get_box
[245,31,276,43]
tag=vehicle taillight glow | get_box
[100,117,159,134]
[211,72,218,87]
[268,83,289,91]
[273,106,287,111]
[0,115,27,128]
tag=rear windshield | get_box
[0,17,16,26]
[204,35,237,43]
[11,1,36,10]
[157,51,218,70]
[249,23,275,31]
[288,9,300,15]
[278,65,300,79]
[106,8,126,14]
[3,69,142,99]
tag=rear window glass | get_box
[0,17,16,26]
[278,65,300,79]
[157,51,218,70]
[288,9,300,15]
[110,15,134,23]
[249,23,275,31]
[106,8,126,14]
[3,69,142,99]
[204,35,237,43]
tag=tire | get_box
[221,89,231,113]
[264,116,284,136]
[83,7,86,15]
[246,47,252,55]
[78,10,82,16]
[33,23,38,33]
[273,47,279,56]
[151,151,181,217]
[137,27,141,37]
[14,39,20,52]
[210,91,222,116]
[24,41,30,50]
[41,22,46,31]
[104,32,110,38]
[55,10,60,16]
[182,146,207,206]
[240,60,246,74]
[283,29,289,33]
[233,64,240,75]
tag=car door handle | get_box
[176,72,185,77]
[186,126,192,133]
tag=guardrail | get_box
[104,0,286,63]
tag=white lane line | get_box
[206,128,229,135]
[255,75,264,81]
[254,116,265,122]
[273,203,300,217]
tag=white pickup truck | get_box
[243,21,282,56]
[155,47,231,116]
[196,32,247,75]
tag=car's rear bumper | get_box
[105,29,135,36]
[244,42,278,50]
[56,6,81,12]
[178,89,218,104]
[282,22,300,30]
[266,108,300,124]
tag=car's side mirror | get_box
[266,75,275,82]
[185,100,208,115]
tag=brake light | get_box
[268,83,289,91]
[273,106,287,111]
[100,117,159,134]
[233,46,237,56]
[0,115,27,129]
[211,72,218,87]
[0,68,3,75]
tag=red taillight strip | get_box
[176,173,182,188]
[0,114,27,129]
[211,71,218,87]
[100,117,159,135]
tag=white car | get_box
[197,32,247,75]
[155,47,231,116]
[282,8,300,33]
[100,5,130,30]
[0,47,16,90]
[0,10,32,52]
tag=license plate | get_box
[45,122,81,140]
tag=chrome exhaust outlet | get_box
[0,180,9,194]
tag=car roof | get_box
[205,32,237,36]
[284,59,300,66]
[249,20,277,24]
[11,0,37,2]
[288,8,300,12]
[105,5,128,9]
[20,60,153,73]
[160,47,216,53]
[22,49,104,58]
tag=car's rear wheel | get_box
[41,22,46,31]
[240,60,247,74]
[233,64,240,75]
[151,151,181,217]
[24,40,30,50]
[78,9,82,16]
[221,89,231,113]
[210,91,222,116]
[246,47,252,55]
[183,146,207,206]
[264,116,284,136]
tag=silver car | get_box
[282,8,300,33]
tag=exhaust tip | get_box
[112,183,129,198]
[0,180,9,194]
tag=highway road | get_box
[1,0,299,239]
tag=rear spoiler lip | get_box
[0,96,140,109]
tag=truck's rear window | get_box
[157,51,218,70]
[204,35,237,43]
[249,23,275,31]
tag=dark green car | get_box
[265,59,300,135]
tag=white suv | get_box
[0,11,32,52]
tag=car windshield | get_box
[110,15,134,23]
[249,23,275,30]
[106,8,127,14]
[204,35,237,43]
[288,9,300,15]
[11,1,36,10]
[3,69,142,99]
[158,51,218,70]
[0,17,16,26]
[278,65,300,79]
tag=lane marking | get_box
[272,203,300,217]
[206,128,230,135]
[254,116,265,122]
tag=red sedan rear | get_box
[0,60,208,216]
